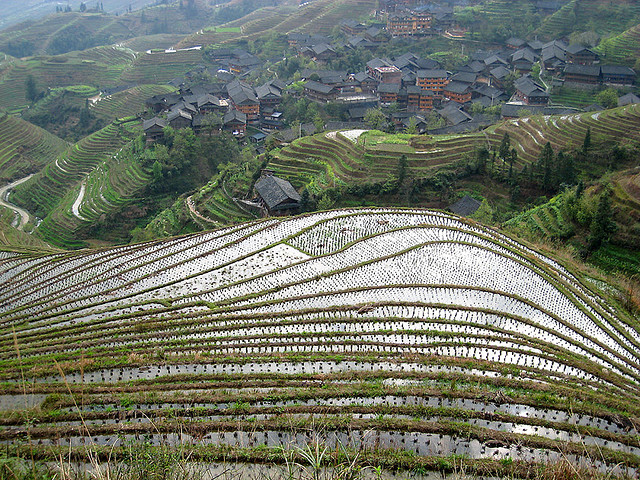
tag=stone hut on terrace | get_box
[254,171,301,217]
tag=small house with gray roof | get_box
[254,172,301,216]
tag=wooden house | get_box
[254,173,301,217]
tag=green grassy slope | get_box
[0,112,68,182]
[505,168,640,275]
[267,105,640,193]
[596,23,640,66]
[90,84,177,120]
[535,0,640,39]
[0,52,135,114]
[10,119,142,248]
[177,0,375,48]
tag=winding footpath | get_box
[0,175,33,230]
[71,182,88,221]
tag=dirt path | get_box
[0,175,33,230]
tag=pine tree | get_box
[582,126,591,154]
[498,132,510,162]
[25,75,38,103]
[538,142,554,191]
[508,147,517,180]
[587,188,616,252]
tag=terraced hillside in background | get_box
[0,209,638,477]
[597,23,640,66]
[90,84,177,120]
[0,113,68,182]
[10,118,146,248]
[0,3,218,57]
[0,46,137,114]
[505,167,640,275]
[269,105,640,191]
[535,0,640,39]
[476,0,537,23]
[177,0,376,48]
[0,12,138,57]
[0,0,153,32]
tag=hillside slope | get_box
[0,209,638,475]
[0,112,68,182]
[535,0,640,39]
[267,105,640,192]
[10,118,145,248]
[596,23,640,66]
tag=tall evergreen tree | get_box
[25,75,38,103]
[508,147,517,180]
[538,142,554,191]
[498,132,510,161]
[582,126,591,154]
[587,188,616,252]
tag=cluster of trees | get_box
[23,91,105,142]
[49,24,113,55]
[473,131,584,197]
[134,126,241,195]
[56,2,104,13]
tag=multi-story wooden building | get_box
[416,69,449,96]
[387,12,432,36]
[565,45,599,65]
[443,81,472,103]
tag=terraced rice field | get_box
[0,13,138,57]
[272,105,640,190]
[9,119,141,248]
[118,48,207,84]
[91,84,177,120]
[0,113,68,182]
[487,105,640,167]
[0,209,639,476]
[536,0,640,39]
[477,0,536,22]
[178,0,375,48]
[597,23,640,65]
[0,52,135,113]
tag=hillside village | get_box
[141,0,637,148]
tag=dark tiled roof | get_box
[449,195,482,216]
[450,71,477,84]
[490,65,510,79]
[564,64,601,77]
[378,83,401,94]
[601,65,636,76]
[618,93,640,106]
[444,81,470,94]
[514,76,548,96]
[223,110,247,124]
[197,94,223,108]
[304,81,335,94]
[167,110,192,122]
[511,48,536,63]
[438,104,472,125]
[542,45,566,62]
[142,117,166,130]
[566,44,595,55]
[416,69,448,78]
[256,84,282,100]
[255,175,301,209]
